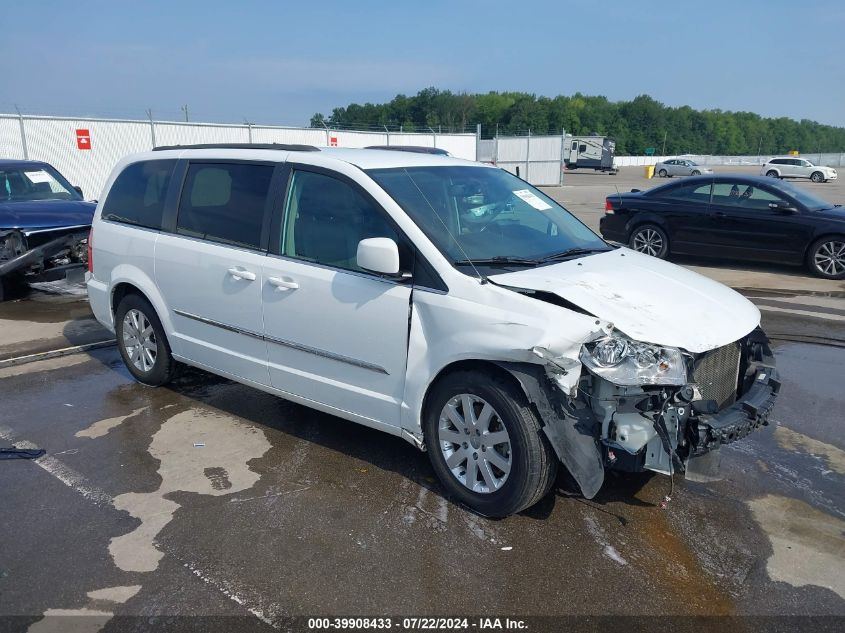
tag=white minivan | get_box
[87,144,780,517]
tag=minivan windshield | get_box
[368,166,608,268]
[0,165,82,202]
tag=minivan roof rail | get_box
[152,143,321,152]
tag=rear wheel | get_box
[810,171,825,183]
[424,370,557,517]
[766,170,779,178]
[115,293,178,386]
[658,169,668,178]
[808,237,845,279]
[630,224,669,258]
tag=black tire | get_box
[691,170,701,176]
[424,370,558,518]
[810,171,825,183]
[629,223,670,258]
[657,169,668,178]
[766,170,779,179]
[807,236,845,279]
[115,293,178,386]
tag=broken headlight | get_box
[1,231,27,262]
[579,334,687,386]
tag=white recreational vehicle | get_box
[564,135,616,172]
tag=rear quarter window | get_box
[102,160,176,229]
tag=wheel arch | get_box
[804,231,845,261]
[108,266,176,341]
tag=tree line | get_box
[310,88,845,156]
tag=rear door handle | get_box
[267,276,299,290]
[227,267,256,281]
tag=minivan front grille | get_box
[693,342,741,410]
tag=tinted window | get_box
[282,170,400,273]
[770,159,785,165]
[713,182,785,211]
[659,182,712,202]
[177,163,273,250]
[102,160,175,229]
[579,144,587,152]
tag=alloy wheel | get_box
[122,308,158,373]
[632,228,664,256]
[811,172,824,183]
[814,240,845,277]
[438,394,512,494]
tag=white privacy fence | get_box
[478,136,566,186]
[0,114,477,200]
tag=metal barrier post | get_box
[15,105,28,159]
[525,129,531,184]
[146,109,157,148]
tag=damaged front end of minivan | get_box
[500,326,779,499]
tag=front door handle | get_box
[267,276,299,291]
[711,211,727,219]
[227,267,256,281]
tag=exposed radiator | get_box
[693,342,741,410]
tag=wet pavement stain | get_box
[109,408,271,572]
[27,585,141,633]
[75,407,147,439]
[748,494,845,599]
[774,426,845,475]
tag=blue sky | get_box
[2,0,843,126]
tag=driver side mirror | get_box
[73,185,84,198]
[357,238,400,275]
[769,201,798,214]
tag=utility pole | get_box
[181,105,189,122]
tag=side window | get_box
[579,144,587,153]
[661,182,712,203]
[281,170,401,273]
[102,160,175,229]
[571,142,578,151]
[771,159,784,165]
[733,185,786,211]
[176,163,273,250]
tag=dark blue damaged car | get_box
[0,159,95,300]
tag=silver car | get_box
[654,159,713,178]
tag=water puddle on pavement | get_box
[774,426,845,475]
[27,586,141,633]
[75,407,147,439]
[109,408,271,572]
[748,494,845,599]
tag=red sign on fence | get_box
[329,135,338,147]
[76,129,91,150]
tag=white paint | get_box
[75,408,146,439]
[749,494,845,599]
[603,545,629,566]
[181,560,278,627]
[109,409,271,572]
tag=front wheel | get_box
[424,370,557,517]
[766,170,779,178]
[115,293,178,386]
[691,170,701,176]
[810,171,825,183]
[630,224,669,258]
[808,237,845,279]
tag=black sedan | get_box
[600,175,845,279]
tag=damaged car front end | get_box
[0,160,94,299]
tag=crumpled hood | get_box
[488,248,760,354]
[0,200,95,232]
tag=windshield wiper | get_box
[538,247,611,263]
[453,256,540,266]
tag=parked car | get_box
[87,144,779,517]
[654,159,713,178]
[601,174,845,279]
[1,159,95,300]
[365,145,451,156]
[761,157,837,183]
